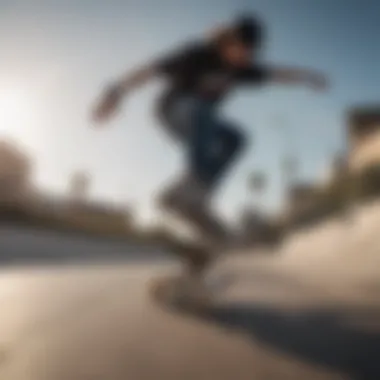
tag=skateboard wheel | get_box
[150,275,213,312]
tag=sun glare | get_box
[0,86,37,134]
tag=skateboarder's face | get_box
[220,37,254,68]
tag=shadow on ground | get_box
[152,266,380,379]
[212,268,322,293]
[196,304,380,380]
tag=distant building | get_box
[63,198,134,234]
[319,105,380,183]
[69,171,90,202]
[33,191,134,234]
[0,141,134,234]
[287,182,318,213]
[278,105,380,227]
[320,153,349,187]
[0,139,33,204]
[278,181,322,227]
[65,170,133,232]
[348,106,380,172]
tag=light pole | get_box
[247,171,266,211]
[240,170,267,241]
[272,114,298,200]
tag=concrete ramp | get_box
[0,263,379,380]
[0,268,364,380]
[1,201,380,379]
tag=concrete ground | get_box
[0,226,379,380]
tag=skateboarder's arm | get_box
[115,65,156,94]
[91,64,157,123]
[113,43,203,95]
[92,45,204,123]
[269,66,329,91]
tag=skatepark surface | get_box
[1,201,380,380]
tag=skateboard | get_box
[150,202,235,312]
[160,198,232,269]
[149,271,215,313]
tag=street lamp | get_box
[271,114,298,197]
[247,170,267,211]
[281,155,298,197]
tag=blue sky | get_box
[0,0,379,225]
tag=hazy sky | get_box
[0,0,379,224]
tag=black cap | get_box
[233,14,264,48]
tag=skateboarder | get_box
[92,14,328,242]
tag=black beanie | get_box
[233,15,264,48]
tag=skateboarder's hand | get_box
[92,84,124,125]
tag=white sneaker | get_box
[158,174,210,213]
[181,175,210,208]
[158,178,185,211]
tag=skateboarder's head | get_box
[214,14,265,67]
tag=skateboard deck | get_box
[151,199,235,311]
[149,272,214,313]
[157,194,232,266]
[162,204,232,272]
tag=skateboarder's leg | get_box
[195,120,247,191]
[158,97,247,212]
[157,98,215,211]
[187,116,249,247]
[187,100,219,189]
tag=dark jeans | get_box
[160,97,246,190]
